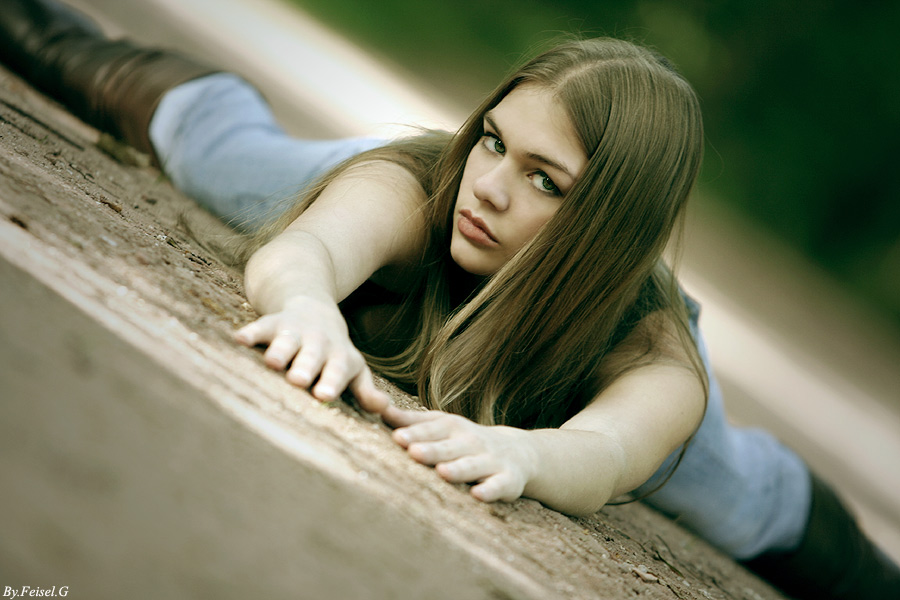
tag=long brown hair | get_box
[245,37,707,430]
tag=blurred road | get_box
[67,0,900,563]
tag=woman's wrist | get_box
[521,428,623,516]
[280,292,339,314]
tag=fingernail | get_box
[288,370,310,385]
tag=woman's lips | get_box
[458,209,498,247]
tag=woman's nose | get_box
[472,163,511,211]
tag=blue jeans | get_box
[149,74,383,232]
[150,73,812,560]
[633,296,811,559]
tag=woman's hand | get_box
[236,161,428,418]
[234,296,389,414]
[382,405,536,503]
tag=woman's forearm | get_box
[383,408,634,517]
[244,159,427,316]
[517,362,706,515]
[384,362,703,516]
[522,428,628,516]
[244,230,340,314]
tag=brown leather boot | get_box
[0,0,216,157]
[742,475,900,599]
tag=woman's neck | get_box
[448,261,487,308]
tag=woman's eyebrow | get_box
[485,111,575,179]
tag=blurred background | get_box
[289,0,900,328]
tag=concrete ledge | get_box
[0,246,536,599]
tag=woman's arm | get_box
[235,160,427,410]
[528,362,704,514]
[383,335,706,515]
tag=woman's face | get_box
[451,84,588,276]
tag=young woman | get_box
[3,1,898,598]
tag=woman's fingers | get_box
[384,411,530,504]
[435,454,497,483]
[439,459,524,503]
[391,419,451,448]
[285,336,327,387]
[234,317,304,370]
[381,405,437,429]
[282,339,388,413]
[233,315,276,346]
[407,436,473,465]
[309,349,355,400]
[234,308,388,411]
[263,330,303,370]
[348,367,390,414]
[471,472,522,503]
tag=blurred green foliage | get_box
[291,0,900,323]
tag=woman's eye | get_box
[482,133,505,155]
[530,171,560,195]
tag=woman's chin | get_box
[450,246,498,277]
